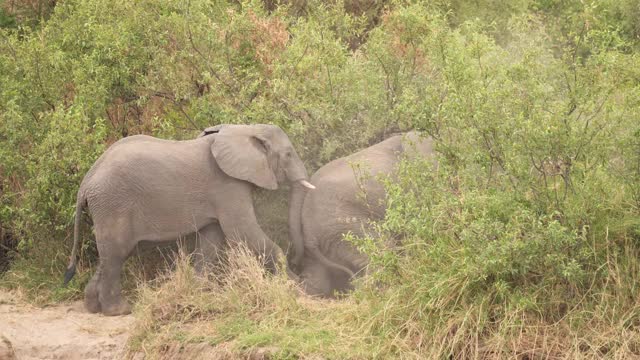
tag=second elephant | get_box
[288,132,437,297]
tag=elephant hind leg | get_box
[94,228,136,316]
[326,266,355,296]
[84,267,102,313]
[98,254,132,316]
[309,247,355,278]
[303,265,355,298]
[300,257,333,297]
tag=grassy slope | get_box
[128,244,640,359]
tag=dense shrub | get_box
[1,0,639,357]
[350,3,640,356]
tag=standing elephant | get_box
[64,124,315,316]
[288,132,436,297]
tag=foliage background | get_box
[1,0,639,358]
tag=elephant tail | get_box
[64,190,86,286]
[309,247,356,278]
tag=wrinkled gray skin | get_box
[289,132,436,297]
[65,124,313,316]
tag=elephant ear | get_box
[198,124,227,138]
[211,133,278,190]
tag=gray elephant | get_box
[288,132,436,297]
[64,124,315,316]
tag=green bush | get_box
[1,0,639,357]
[348,4,640,356]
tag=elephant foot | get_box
[84,296,101,314]
[286,268,300,282]
[84,281,101,314]
[102,300,132,316]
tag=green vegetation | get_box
[1,0,639,357]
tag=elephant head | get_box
[204,124,315,191]
[207,124,314,271]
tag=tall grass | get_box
[129,245,378,359]
[129,240,640,359]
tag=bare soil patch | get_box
[0,290,134,360]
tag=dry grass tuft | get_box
[128,244,369,359]
[127,243,640,359]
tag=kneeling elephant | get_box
[288,132,437,297]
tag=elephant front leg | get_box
[218,207,296,280]
[194,221,226,274]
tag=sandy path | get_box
[0,291,134,360]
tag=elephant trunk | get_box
[285,151,311,182]
[288,181,307,270]
[285,151,313,270]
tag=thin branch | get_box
[0,242,21,258]
[573,90,612,161]
[224,31,236,78]
[147,90,201,131]
[319,29,335,103]
[524,139,552,205]
[290,43,309,78]
[325,64,335,102]
[0,33,18,61]
[373,52,394,107]
[176,105,199,131]
[33,50,55,111]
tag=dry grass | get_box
[128,244,371,359]
[126,241,640,359]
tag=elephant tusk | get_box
[299,180,316,189]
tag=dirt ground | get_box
[0,290,134,360]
